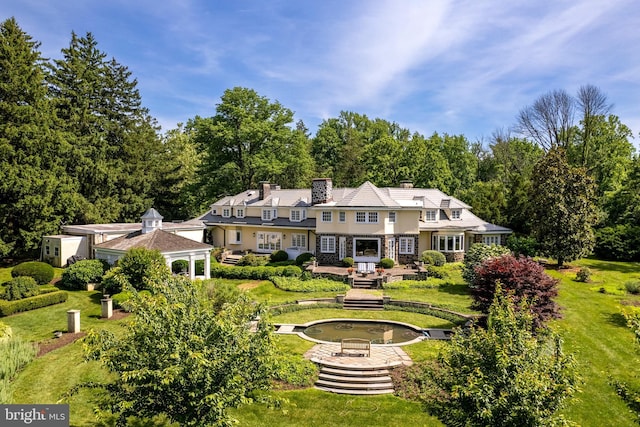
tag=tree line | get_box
[1,17,638,262]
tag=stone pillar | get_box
[101,298,113,319]
[204,252,211,279]
[189,254,196,280]
[67,310,80,333]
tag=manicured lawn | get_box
[4,260,640,426]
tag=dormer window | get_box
[235,208,244,218]
[262,209,277,221]
[425,210,437,221]
[222,208,231,218]
[451,209,461,220]
[290,209,306,222]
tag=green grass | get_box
[229,389,442,426]
[549,259,640,426]
[272,308,457,329]
[5,261,640,426]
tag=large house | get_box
[200,178,511,265]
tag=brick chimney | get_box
[399,180,413,189]
[259,181,271,200]
[312,178,333,205]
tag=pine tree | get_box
[0,18,76,257]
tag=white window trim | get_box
[399,237,415,254]
[355,211,379,223]
[339,211,346,223]
[320,236,336,253]
[256,232,282,252]
[451,209,461,220]
[389,211,396,223]
[291,233,307,249]
[321,211,332,223]
[432,234,465,252]
[235,208,244,218]
[222,208,231,218]
[425,210,437,222]
[290,209,305,222]
[482,235,501,245]
[262,209,277,221]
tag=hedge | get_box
[11,261,54,285]
[61,259,105,290]
[0,291,68,317]
[210,264,302,280]
[270,276,350,292]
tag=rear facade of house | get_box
[201,178,511,265]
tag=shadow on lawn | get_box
[437,284,471,296]
[607,312,629,328]
[582,259,640,275]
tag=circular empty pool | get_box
[301,319,422,344]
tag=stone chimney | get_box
[312,178,333,205]
[259,181,271,200]
[399,180,414,189]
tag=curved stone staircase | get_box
[312,359,399,395]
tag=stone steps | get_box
[314,363,395,395]
[343,298,384,311]
[221,255,241,265]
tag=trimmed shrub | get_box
[421,250,446,267]
[11,261,54,285]
[462,243,511,285]
[270,250,289,263]
[61,259,105,290]
[101,267,130,295]
[342,257,354,267]
[271,276,349,292]
[575,267,592,283]
[118,248,170,290]
[379,258,395,269]
[426,265,450,280]
[171,260,189,274]
[295,252,314,266]
[210,264,301,280]
[0,291,68,316]
[625,280,640,295]
[4,277,39,301]
[472,254,560,328]
[507,235,539,257]
[237,253,269,267]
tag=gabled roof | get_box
[95,229,212,253]
[333,181,401,208]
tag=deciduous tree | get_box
[84,276,278,426]
[420,285,578,427]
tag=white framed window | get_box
[389,212,396,223]
[262,209,276,221]
[451,209,461,220]
[322,211,332,222]
[235,208,244,218]
[320,236,336,253]
[339,211,346,223]
[483,235,501,245]
[222,208,231,218]
[399,237,415,254]
[229,230,242,244]
[257,232,281,252]
[432,234,464,252]
[425,210,437,221]
[355,211,378,223]
[290,209,305,222]
[291,233,306,249]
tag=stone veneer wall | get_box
[314,234,421,266]
[312,178,332,205]
[395,234,420,265]
[444,252,465,262]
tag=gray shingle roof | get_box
[95,229,212,253]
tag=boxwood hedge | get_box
[0,291,68,317]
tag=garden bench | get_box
[340,338,371,357]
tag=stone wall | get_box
[312,178,333,204]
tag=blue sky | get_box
[3,0,640,146]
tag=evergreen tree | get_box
[48,32,162,223]
[530,148,597,267]
[0,18,77,257]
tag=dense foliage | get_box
[10,261,54,285]
[3,277,39,301]
[210,264,301,280]
[529,148,598,267]
[418,286,578,426]
[116,248,169,290]
[269,250,289,263]
[61,259,105,290]
[421,250,446,266]
[472,255,560,328]
[84,275,278,426]
[379,257,395,269]
[462,243,511,284]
